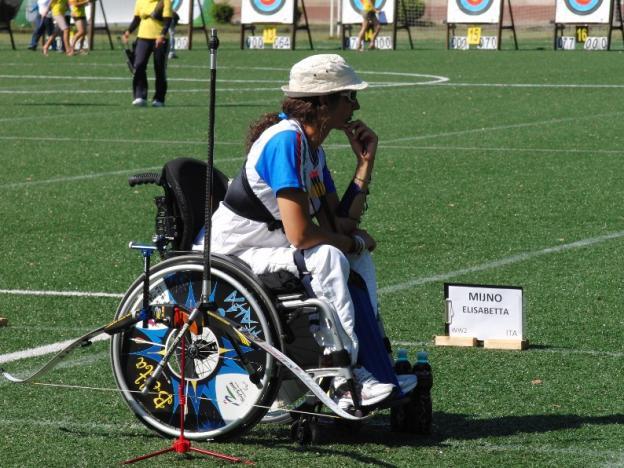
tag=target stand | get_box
[553,0,624,50]
[446,0,518,50]
[240,0,313,50]
[0,0,22,50]
[340,0,414,51]
[186,0,210,50]
[87,0,114,50]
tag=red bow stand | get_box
[122,310,253,465]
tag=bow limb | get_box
[1,325,109,383]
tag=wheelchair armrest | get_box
[128,173,161,187]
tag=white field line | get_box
[0,157,243,189]
[378,145,624,155]
[0,135,241,145]
[379,230,624,295]
[2,231,624,365]
[383,111,624,144]
[0,337,109,365]
[0,288,123,298]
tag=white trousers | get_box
[237,244,378,363]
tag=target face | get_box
[250,0,287,15]
[456,0,494,15]
[349,0,387,13]
[563,0,603,15]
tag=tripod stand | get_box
[122,309,253,465]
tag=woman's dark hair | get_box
[245,94,341,152]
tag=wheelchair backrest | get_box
[159,157,229,251]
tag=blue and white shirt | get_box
[196,119,336,254]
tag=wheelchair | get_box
[110,157,432,444]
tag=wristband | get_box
[351,235,366,255]
[354,175,370,184]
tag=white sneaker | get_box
[152,100,165,108]
[334,367,395,409]
[132,98,147,107]
[397,373,417,394]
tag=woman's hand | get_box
[155,35,166,48]
[353,228,376,252]
[122,30,130,44]
[343,120,378,164]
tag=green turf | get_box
[1,32,623,467]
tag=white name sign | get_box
[445,283,524,341]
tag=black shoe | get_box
[27,45,37,51]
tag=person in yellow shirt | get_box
[123,0,173,107]
[355,0,381,51]
[42,0,72,56]
[69,0,89,54]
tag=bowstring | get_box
[30,381,342,420]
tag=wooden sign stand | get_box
[553,0,624,50]
[446,0,518,50]
[240,0,313,50]
[434,335,528,350]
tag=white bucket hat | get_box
[281,54,368,97]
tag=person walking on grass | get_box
[42,0,72,56]
[69,0,89,54]
[123,0,173,108]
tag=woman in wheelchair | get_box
[194,54,416,409]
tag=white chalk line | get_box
[0,156,244,189]
[383,110,624,144]
[2,230,624,365]
[379,230,624,295]
[0,341,109,366]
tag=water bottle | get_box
[412,351,433,392]
[409,351,433,434]
[394,348,411,374]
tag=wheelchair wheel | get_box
[110,254,282,441]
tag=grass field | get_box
[1,29,624,467]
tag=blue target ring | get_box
[250,0,287,15]
[349,0,387,13]
[456,0,494,15]
[563,0,603,15]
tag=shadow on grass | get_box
[244,412,624,450]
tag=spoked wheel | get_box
[110,254,282,441]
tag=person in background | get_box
[355,0,381,51]
[123,0,173,108]
[28,0,55,51]
[42,0,72,56]
[69,0,89,54]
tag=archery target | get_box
[555,0,610,23]
[447,0,501,23]
[241,0,295,24]
[341,0,395,24]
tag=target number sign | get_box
[272,36,291,49]
[555,0,611,24]
[584,36,608,50]
[241,0,295,24]
[447,0,502,24]
[347,36,393,49]
[576,25,589,42]
[467,27,481,45]
[450,36,469,49]
[557,36,577,49]
[477,35,497,49]
[247,36,265,49]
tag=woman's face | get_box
[325,91,360,130]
